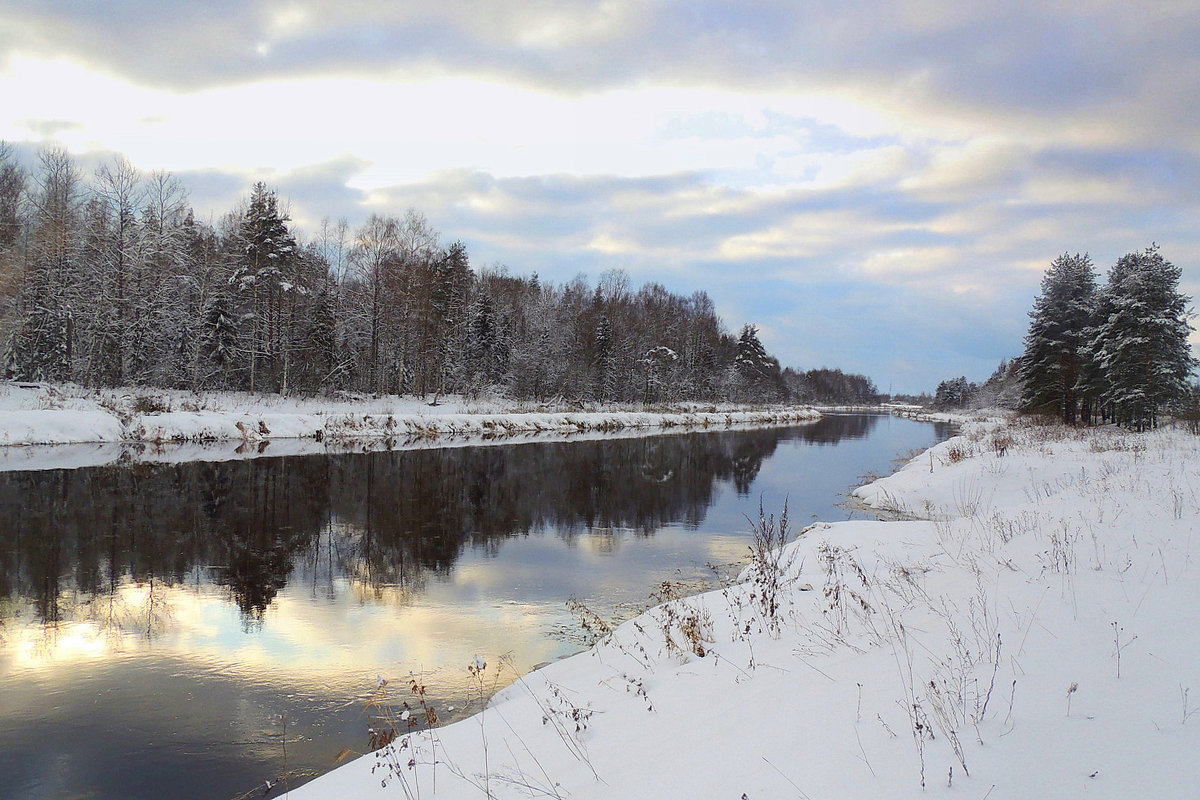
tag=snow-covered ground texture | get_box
[292,414,1200,800]
[0,382,819,470]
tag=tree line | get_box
[0,146,879,405]
[934,248,1196,428]
[931,359,1023,411]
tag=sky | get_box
[1,0,1198,394]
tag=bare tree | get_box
[0,142,27,352]
[348,214,400,393]
[9,148,84,381]
[0,141,23,250]
[84,155,144,383]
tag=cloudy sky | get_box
[2,0,1197,393]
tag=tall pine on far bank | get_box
[1079,245,1196,430]
[1019,253,1097,424]
[231,182,299,394]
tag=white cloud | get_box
[4,1,1198,391]
[0,53,909,185]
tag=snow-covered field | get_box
[0,383,820,471]
[289,414,1200,799]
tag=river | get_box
[0,412,952,799]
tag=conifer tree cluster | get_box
[1019,247,1196,429]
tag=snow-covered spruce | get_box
[292,413,1199,799]
[1018,252,1097,424]
[1018,246,1196,430]
[1078,247,1197,430]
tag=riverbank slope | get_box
[290,413,1200,799]
[0,382,819,462]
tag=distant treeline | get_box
[784,367,879,405]
[932,359,1023,411]
[0,146,878,405]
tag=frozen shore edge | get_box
[0,382,822,471]
[286,412,1199,800]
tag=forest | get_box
[0,146,877,406]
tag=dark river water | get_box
[0,413,952,800]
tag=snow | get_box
[0,382,820,471]
[288,413,1200,799]
[0,408,126,445]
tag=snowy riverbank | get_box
[0,383,820,470]
[289,413,1200,799]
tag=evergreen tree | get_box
[640,345,678,403]
[465,291,511,389]
[6,303,72,381]
[1081,246,1196,430]
[593,310,616,401]
[934,376,976,409]
[467,291,495,359]
[0,152,808,405]
[298,285,338,393]
[972,357,1023,410]
[231,182,297,392]
[1076,286,1116,422]
[508,277,566,400]
[199,291,239,388]
[734,324,781,400]
[426,240,472,396]
[1018,253,1097,423]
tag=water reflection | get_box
[0,414,953,800]
[1,425,844,624]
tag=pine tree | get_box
[734,324,781,400]
[7,303,72,381]
[199,291,239,388]
[300,285,338,393]
[1018,253,1097,423]
[1081,246,1196,430]
[509,278,565,400]
[593,310,615,401]
[466,291,513,389]
[935,376,976,409]
[426,240,471,396]
[231,182,297,392]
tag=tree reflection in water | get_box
[2,417,958,636]
[0,427,801,624]
[0,416,958,629]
